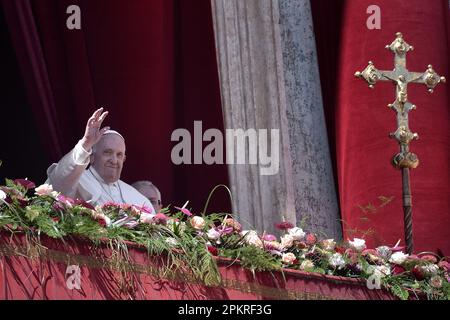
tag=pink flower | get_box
[438,260,450,272]
[390,245,405,253]
[57,194,75,207]
[102,201,121,208]
[152,213,169,225]
[262,234,277,242]
[444,272,450,283]
[420,254,438,264]
[305,233,317,245]
[216,225,234,235]
[175,206,193,216]
[13,179,35,190]
[264,241,283,252]
[140,205,154,214]
[34,184,54,196]
[130,205,142,217]
[274,221,294,230]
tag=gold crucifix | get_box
[355,32,446,254]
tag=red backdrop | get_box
[2,0,449,255]
[1,0,230,214]
[333,0,450,254]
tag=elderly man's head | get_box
[132,181,162,211]
[90,131,126,184]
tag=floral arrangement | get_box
[0,178,449,300]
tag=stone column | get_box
[210,0,296,234]
[211,0,341,239]
[278,0,342,239]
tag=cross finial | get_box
[354,33,446,254]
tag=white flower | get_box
[373,265,391,278]
[91,212,112,227]
[321,239,336,251]
[329,253,346,269]
[281,252,297,265]
[389,251,409,265]
[348,238,366,251]
[207,228,221,240]
[264,241,284,252]
[269,250,283,257]
[430,275,443,288]
[131,205,142,216]
[103,215,112,227]
[376,246,392,259]
[422,264,439,276]
[300,260,315,271]
[51,191,60,198]
[242,230,263,248]
[280,234,294,249]
[139,212,156,224]
[190,216,206,230]
[287,227,306,241]
[34,184,54,196]
[240,230,256,237]
[0,189,6,201]
[165,237,179,246]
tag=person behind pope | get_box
[132,180,162,212]
[46,108,154,213]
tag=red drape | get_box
[334,0,450,254]
[0,231,399,300]
[1,0,230,214]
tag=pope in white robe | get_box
[45,108,154,212]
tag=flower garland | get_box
[0,178,449,300]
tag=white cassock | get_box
[46,140,155,212]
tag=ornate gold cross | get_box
[355,32,445,254]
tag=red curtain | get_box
[1,0,230,214]
[333,0,450,254]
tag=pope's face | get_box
[91,134,126,184]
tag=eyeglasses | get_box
[150,199,161,206]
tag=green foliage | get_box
[220,245,282,273]
[1,182,449,299]
[390,282,410,300]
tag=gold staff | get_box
[355,32,446,254]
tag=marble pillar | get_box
[211,0,341,239]
[278,0,341,238]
